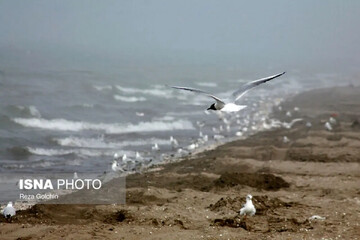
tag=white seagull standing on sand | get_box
[170,136,179,149]
[3,202,16,220]
[111,160,124,172]
[240,194,256,218]
[329,117,337,125]
[135,151,142,161]
[113,153,120,160]
[171,72,285,112]
[325,121,333,131]
[152,143,160,151]
[283,136,290,143]
[187,142,199,151]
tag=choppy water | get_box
[0,68,344,174]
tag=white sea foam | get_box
[15,105,26,111]
[115,85,179,99]
[13,118,194,133]
[27,147,74,156]
[28,106,42,118]
[93,85,112,91]
[117,84,191,101]
[152,116,175,121]
[195,82,218,87]
[113,95,146,102]
[27,147,114,157]
[15,105,41,117]
[55,136,171,148]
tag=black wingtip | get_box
[275,71,286,78]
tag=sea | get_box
[0,67,345,177]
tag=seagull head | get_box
[7,202,13,207]
[246,194,253,201]
[207,103,216,111]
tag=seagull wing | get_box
[171,86,226,105]
[231,72,286,102]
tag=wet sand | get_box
[1,85,360,240]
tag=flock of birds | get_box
[1,71,336,220]
[109,72,288,174]
[109,101,340,176]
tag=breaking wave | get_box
[5,105,42,118]
[54,136,171,148]
[113,95,146,102]
[12,117,194,134]
[26,147,113,157]
[195,82,217,87]
[115,85,172,98]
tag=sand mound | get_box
[213,173,290,190]
[103,210,133,224]
[7,204,127,225]
[287,147,360,162]
[126,173,215,192]
[209,195,295,215]
[126,190,169,205]
[351,119,360,130]
[210,195,309,233]
[212,215,312,233]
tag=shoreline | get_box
[8,90,284,207]
[1,85,360,239]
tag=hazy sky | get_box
[0,0,359,72]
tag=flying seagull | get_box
[171,72,285,112]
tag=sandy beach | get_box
[1,85,360,240]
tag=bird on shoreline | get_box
[283,136,290,143]
[2,202,16,220]
[111,160,124,172]
[325,121,333,131]
[170,136,179,149]
[187,142,199,151]
[152,143,160,151]
[329,117,337,125]
[170,72,285,112]
[135,151,142,161]
[113,153,119,159]
[240,194,256,218]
